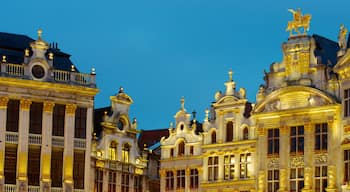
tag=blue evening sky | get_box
[2,1,349,130]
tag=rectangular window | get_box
[29,102,43,134]
[224,155,235,180]
[73,151,85,189]
[165,171,174,190]
[51,149,63,187]
[121,174,129,192]
[345,89,350,117]
[267,169,279,192]
[290,168,304,192]
[208,156,219,181]
[345,150,350,182]
[28,147,41,186]
[95,169,103,192]
[75,107,87,138]
[190,169,199,188]
[315,123,328,151]
[190,146,194,155]
[134,175,142,192]
[170,148,174,157]
[4,145,17,184]
[240,153,251,178]
[108,171,117,192]
[290,126,304,154]
[6,100,19,132]
[315,166,327,192]
[53,104,65,136]
[268,129,279,155]
[176,170,185,189]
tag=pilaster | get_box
[63,104,76,191]
[185,168,190,191]
[84,107,93,191]
[302,167,312,192]
[326,165,337,192]
[258,170,265,192]
[304,122,313,168]
[17,99,31,192]
[203,157,208,182]
[217,111,224,143]
[218,154,224,182]
[0,97,9,191]
[279,168,288,192]
[159,169,166,192]
[41,101,54,192]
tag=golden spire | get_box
[180,96,185,111]
[228,69,233,81]
[286,8,311,36]
[37,29,43,40]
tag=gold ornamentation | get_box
[258,128,266,136]
[314,153,327,164]
[267,158,279,169]
[338,24,348,50]
[327,165,336,189]
[286,8,311,36]
[290,155,304,167]
[280,126,288,134]
[0,97,9,108]
[66,104,77,115]
[20,99,32,110]
[43,102,55,113]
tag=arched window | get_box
[226,121,234,142]
[211,131,216,144]
[122,143,130,163]
[109,141,118,160]
[178,141,185,156]
[243,127,249,140]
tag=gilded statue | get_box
[286,8,311,36]
[338,24,348,50]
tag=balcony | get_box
[52,136,64,147]
[5,132,18,144]
[4,184,16,192]
[74,138,86,149]
[29,134,42,145]
[28,186,40,192]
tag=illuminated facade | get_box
[91,88,149,192]
[160,10,350,192]
[0,30,98,192]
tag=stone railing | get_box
[0,63,96,87]
[74,138,86,149]
[29,134,42,145]
[74,189,85,192]
[51,187,63,192]
[52,136,64,147]
[4,184,16,192]
[5,132,18,144]
[28,186,40,192]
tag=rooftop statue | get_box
[286,8,311,36]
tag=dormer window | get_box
[211,131,216,144]
[226,121,234,142]
[109,141,117,160]
[178,141,185,156]
[122,143,130,163]
[118,119,124,130]
[243,127,249,140]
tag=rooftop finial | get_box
[180,96,185,111]
[228,69,233,81]
[204,108,209,122]
[37,29,43,40]
[119,86,124,93]
[192,110,197,121]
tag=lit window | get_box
[315,166,327,192]
[176,170,185,189]
[315,123,327,151]
[240,153,251,178]
[109,141,117,160]
[190,169,199,188]
[268,129,279,155]
[166,171,174,190]
[224,155,235,180]
[122,143,130,163]
[290,126,304,154]
[290,168,304,192]
[226,121,234,142]
[208,156,219,181]
[267,169,279,192]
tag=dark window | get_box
[166,171,174,190]
[176,170,185,189]
[190,146,194,155]
[268,129,280,155]
[4,145,17,184]
[6,100,19,132]
[211,131,216,144]
[290,126,304,154]
[170,148,174,157]
[190,169,199,188]
[208,156,218,181]
[121,174,129,192]
[108,171,117,192]
[28,147,41,186]
[290,168,304,192]
[224,155,235,180]
[178,141,185,156]
[243,127,249,140]
[75,107,87,138]
[95,169,103,192]
[267,169,279,192]
[134,175,142,192]
[345,150,350,182]
[51,149,63,187]
[73,151,85,189]
[240,153,252,178]
[53,104,65,136]
[315,166,327,192]
[226,121,234,142]
[315,123,328,151]
[345,89,350,117]
[29,102,43,134]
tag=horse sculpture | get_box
[286,9,311,36]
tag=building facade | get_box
[0,30,98,192]
[160,10,350,192]
[92,88,149,192]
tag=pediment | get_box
[214,95,242,106]
[254,86,337,113]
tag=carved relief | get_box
[65,104,77,115]
[290,155,304,167]
[314,153,327,164]
[20,99,32,110]
[0,97,9,108]
[264,99,280,112]
[267,158,279,169]
[43,102,55,113]
[308,95,325,106]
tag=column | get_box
[258,170,265,192]
[302,167,312,192]
[185,168,190,190]
[217,111,224,143]
[84,107,93,191]
[172,170,176,192]
[279,125,288,192]
[17,99,31,192]
[0,97,9,191]
[159,169,166,192]
[63,104,76,191]
[197,167,203,192]
[218,154,224,181]
[303,122,313,192]
[40,101,54,192]
[257,125,266,192]
[203,157,208,182]
[326,165,337,192]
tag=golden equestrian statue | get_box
[286,8,311,36]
